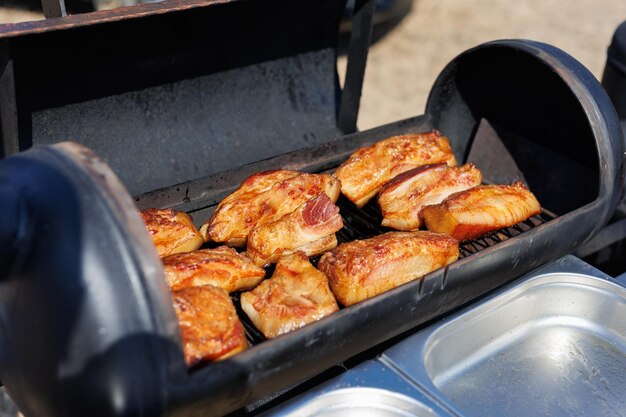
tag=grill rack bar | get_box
[226,197,557,350]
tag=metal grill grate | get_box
[227,195,557,348]
[458,209,556,257]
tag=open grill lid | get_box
[0,2,624,417]
[0,0,376,197]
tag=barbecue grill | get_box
[0,1,624,416]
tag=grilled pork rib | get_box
[139,208,204,257]
[334,131,457,208]
[172,285,248,366]
[162,246,266,292]
[200,170,341,247]
[421,181,541,241]
[378,163,483,230]
[318,231,459,306]
[246,193,343,267]
[241,252,339,339]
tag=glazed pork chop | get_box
[200,170,340,247]
[172,285,248,366]
[334,131,457,208]
[241,252,339,338]
[378,163,482,231]
[246,193,343,267]
[139,208,204,257]
[162,246,265,292]
[421,181,541,241]
[318,231,459,306]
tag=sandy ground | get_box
[0,1,40,23]
[0,1,626,415]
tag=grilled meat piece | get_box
[172,285,248,366]
[318,231,459,306]
[378,163,483,230]
[163,246,265,292]
[334,131,457,208]
[139,208,204,257]
[200,170,341,247]
[241,252,339,338]
[421,181,541,241]
[246,194,343,267]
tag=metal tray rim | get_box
[380,256,626,417]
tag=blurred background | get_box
[2,0,626,130]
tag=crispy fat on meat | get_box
[172,285,248,367]
[378,163,483,230]
[334,131,457,208]
[421,181,541,241]
[240,252,339,338]
[246,194,344,267]
[139,208,204,257]
[318,231,459,306]
[162,246,265,292]
[200,170,341,247]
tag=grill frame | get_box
[0,3,623,417]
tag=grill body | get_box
[0,2,623,417]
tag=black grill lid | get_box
[426,40,624,233]
[0,0,375,196]
[0,142,182,417]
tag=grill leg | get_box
[41,0,67,18]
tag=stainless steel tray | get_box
[261,360,454,417]
[382,256,626,417]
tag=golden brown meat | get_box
[421,181,542,241]
[318,231,459,306]
[246,193,344,267]
[172,285,248,367]
[139,208,204,257]
[378,163,483,230]
[334,131,457,208]
[162,246,266,292]
[200,170,341,247]
[240,252,339,338]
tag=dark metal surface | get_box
[602,20,626,120]
[0,0,349,196]
[0,46,17,160]
[427,40,624,226]
[575,217,626,257]
[337,0,375,133]
[41,0,67,18]
[30,49,341,196]
[0,0,230,38]
[466,119,528,186]
[0,143,183,417]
